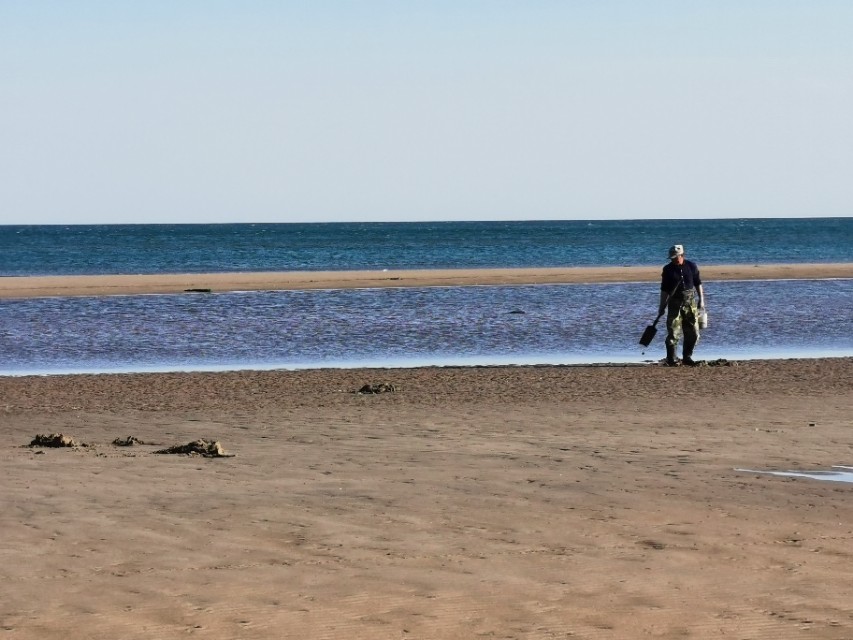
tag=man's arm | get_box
[658,290,668,316]
[694,263,704,308]
[658,265,671,316]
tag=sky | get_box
[1,1,851,224]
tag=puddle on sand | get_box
[737,466,853,484]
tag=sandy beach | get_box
[2,263,853,298]
[2,358,853,639]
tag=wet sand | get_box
[2,263,852,298]
[2,358,853,638]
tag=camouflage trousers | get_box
[665,289,700,351]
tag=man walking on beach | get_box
[659,244,704,366]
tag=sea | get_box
[1,218,851,376]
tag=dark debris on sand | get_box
[29,433,87,448]
[356,383,397,394]
[705,359,738,367]
[657,358,738,368]
[154,439,235,458]
[112,435,146,446]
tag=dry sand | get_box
[2,263,853,298]
[2,358,853,639]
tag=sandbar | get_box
[1,262,852,298]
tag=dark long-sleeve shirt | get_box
[661,259,702,294]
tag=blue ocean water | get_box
[1,218,851,276]
[1,219,851,374]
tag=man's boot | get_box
[665,343,678,366]
[682,336,697,366]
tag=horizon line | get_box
[1,215,850,227]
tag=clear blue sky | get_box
[1,1,851,224]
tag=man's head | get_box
[668,244,685,261]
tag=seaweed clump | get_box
[154,440,234,458]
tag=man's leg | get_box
[664,302,682,366]
[665,342,678,366]
[681,299,700,365]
